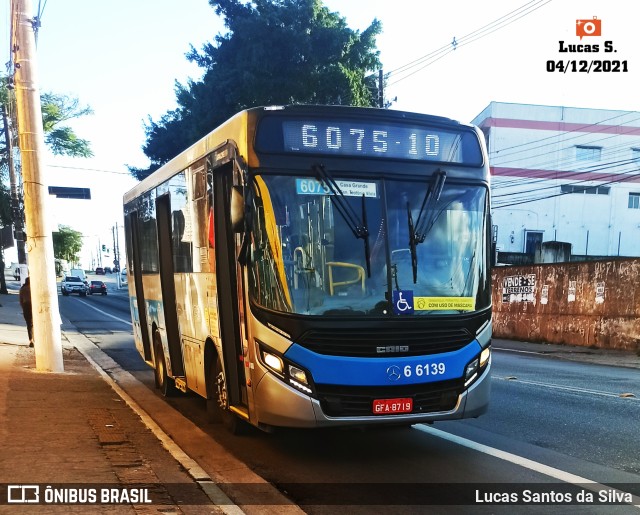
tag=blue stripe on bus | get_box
[284,341,482,386]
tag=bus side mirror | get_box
[230,186,245,233]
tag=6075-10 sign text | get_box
[281,119,455,161]
[300,123,441,157]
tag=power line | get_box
[488,111,639,161]
[489,114,640,167]
[388,0,546,77]
[493,167,640,209]
[484,114,640,192]
[48,164,131,175]
[491,135,640,188]
[492,157,640,200]
[386,0,552,87]
[491,141,640,191]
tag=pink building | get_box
[473,102,640,261]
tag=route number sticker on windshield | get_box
[296,178,377,197]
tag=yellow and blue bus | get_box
[123,105,492,432]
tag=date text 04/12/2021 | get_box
[546,60,628,73]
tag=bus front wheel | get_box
[207,357,246,435]
[153,333,176,397]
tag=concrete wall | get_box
[492,259,640,352]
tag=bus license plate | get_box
[372,398,413,415]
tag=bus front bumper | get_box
[253,360,491,429]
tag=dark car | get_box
[95,267,105,275]
[88,280,107,295]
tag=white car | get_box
[61,276,88,296]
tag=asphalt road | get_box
[56,274,640,513]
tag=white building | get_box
[472,102,640,260]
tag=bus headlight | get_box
[464,346,491,388]
[289,365,312,394]
[257,341,316,397]
[480,346,491,368]
[262,351,284,375]
[289,365,308,384]
[464,359,479,387]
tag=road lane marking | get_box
[76,298,132,325]
[494,376,639,401]
[493,347,542,355]
[416,425,640,509]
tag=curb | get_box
[63,327,305,514]
[74,340,244,514]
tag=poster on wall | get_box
[501,274,536,303]
[541,285,549,305]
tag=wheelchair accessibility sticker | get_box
[392,290,414,315]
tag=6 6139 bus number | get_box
[404,362,446,377]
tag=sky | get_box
[2,0,638,267]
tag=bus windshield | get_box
[248,172,489,317]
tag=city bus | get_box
[123,105,492,432]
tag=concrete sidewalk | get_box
[0,290,227,513]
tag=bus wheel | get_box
[206,357,222,423]
[210,357,246,435]
[153,333,176,397]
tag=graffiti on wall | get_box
[492,259,640,351]
[501,274,536,303]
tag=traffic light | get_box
[102,244,107,252]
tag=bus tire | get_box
[210,356,246,435]
[206,357,222,423]
[153,333,176,397]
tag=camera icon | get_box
[576,17,601,40]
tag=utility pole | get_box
[12,0,64,372]
[378,69,384,108]
[112,223,121,288]
[2,105,26,264]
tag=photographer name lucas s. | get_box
[558,40,615,53]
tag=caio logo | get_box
[576,17,601,39]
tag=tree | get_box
[1,82,93,161]
[52,225,83,265]
[40,93,93,158]
[0,187,10,294]
[130,0,382,180]
[0,77,94,280]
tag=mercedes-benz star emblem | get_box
[386,365,401,381]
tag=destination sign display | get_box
[256,116,483,165]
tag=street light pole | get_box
[12,0,63,372]
[112,224,120,288]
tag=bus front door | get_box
[126,211,152,362]
[155,194,185,378]
[213,163,247,414]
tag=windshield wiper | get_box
[313,164,371,277]
[407,170,447,283]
